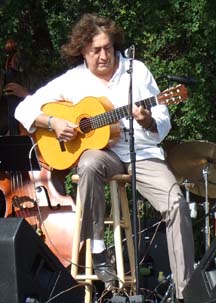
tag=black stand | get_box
[0,135,40,171]
[126,45,141,295]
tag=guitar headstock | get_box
[157,84,188,106]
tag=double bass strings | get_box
[28,143,70,261]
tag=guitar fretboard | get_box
[89,96,158,130]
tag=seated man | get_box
[15,13,194,302]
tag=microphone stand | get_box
[203,166,211,251]
[126,47,140,295]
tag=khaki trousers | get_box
[77,149,194,299]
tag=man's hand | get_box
[50,117,78,142]
[133,104,152,127]
[133,105,157,132]
[4,82,29,98]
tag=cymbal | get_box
[165,140,216,198]
[188,181,216,199]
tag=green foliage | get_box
[1,0,215,140]
[65,170,77,197]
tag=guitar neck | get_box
[79,84,187,133]
[89,96,157,130]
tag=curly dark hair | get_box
[61,13,125,66]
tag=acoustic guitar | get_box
[35,84,188,170]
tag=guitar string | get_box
[83,92,182,131]
[79,96,158,132]
[78,90,183,131]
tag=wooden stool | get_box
[70,174,136,303]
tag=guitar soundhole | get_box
[79,117,91,133]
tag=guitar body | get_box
[36,96,120,170]
[35,85,188,170]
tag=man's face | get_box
[81,31,116,79]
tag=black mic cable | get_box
[158,75,198,86]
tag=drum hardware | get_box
[202,166,211,251]
[207,202,216,237]
[183,164,211,251]
[159,274,175,303]
[214,208,216,237]
[182,179,198,219]
[189,202,198,219]
[165,140,216,252]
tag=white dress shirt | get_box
[15,53,171,163]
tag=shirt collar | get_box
[82,51,128,85]
[108,52,128,84]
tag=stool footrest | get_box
[104,219,130,228]
[75,274,99,280]
[74,274,136,282]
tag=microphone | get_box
[124,45,135,59]
[163,75,198,86]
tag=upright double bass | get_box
[0,39,75,267]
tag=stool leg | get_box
[110,180,125,288]
[119,183,136,285]
[84,239,93,303]
[71,187,82,277]
[71,187,93,303]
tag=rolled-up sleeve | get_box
[15,94,44,132]
[15,71,73,132]
[151,104,171,142]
